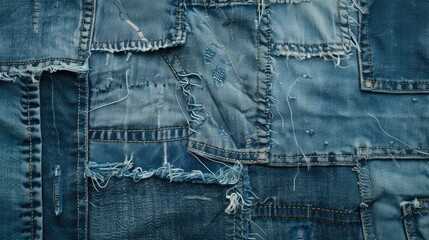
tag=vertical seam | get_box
[255,3,261,152]
[264,1,271,157]
[175,0,180,40]
[241,177,244,240]
[77,72,81,240]
[26,80,35,240]
[84,74,89,240]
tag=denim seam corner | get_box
[358,0,429,93]
[272,0,353,58]
[91,0,187,52]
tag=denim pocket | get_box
[271,0,354,59]
[91,0,187,52]
[358,0,429,93]
[402,198,429,240]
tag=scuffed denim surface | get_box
[0,0,428,239]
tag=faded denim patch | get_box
[271,0,356,59]
[91,0,187,52]
[358,0,429,93]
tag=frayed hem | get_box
[86,155,242,189]
[0,62,88,83]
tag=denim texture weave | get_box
[0,0,428,239]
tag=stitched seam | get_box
[254,205,359,214]
[191,140,263,154]
[264,2,271,158]
[363,0,373,80]
[161,51,181,81]
[91,137,189,143]
[89,126,188,132]
[362,88,429,92]
[175,0,180,40]
[92,38,178,45]
[272,154,355,158]
[240,176,244,240]
[77,0,85,58]
[252,216,360,225]
[362,79,429,85]
[256,3,261,152]
[76,70,81,240]
[189,147,266,163]
[26,80,35,240]
[172,51,186,73]
[84,74,90,240]
[273,42,345,47]
[181,0,185,40]
[359,146,429,150]
[363,154,429,157]
[233,197,236,240]
[269,162,356,166]
[0,58,83,66]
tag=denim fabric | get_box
[1,1,428,240]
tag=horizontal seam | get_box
[252,216,360,225]
[188,147,265,163]
[0,58,84,66]
[89,126,188,132]
[190,140,263,155]
[362,154,429,158]
[91,137,188,143]
[92,37,182,46]
[268,162,356,166]
[271,154,355,159]
[362,88,429,92]
[362,79,429,85]
[253,205,359,214]
[273,42,346,47]
[358,146,429,150]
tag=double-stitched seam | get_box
[187,0,254,6]
[191,141,263,155]
[76,72,81,240]
[362,79,429,85]
[240,176,244,240]
[252,216,360,225]
[172,51,186,73]
[268,161,356,167]
[188,147,266,163]
[362,87,429,92]
[364,0,373,81]
[272,154,355,158]
[84,74,89,240]
[161,51,181,81]
[91,137,189,143]
[263,2,271,159]
[89,126,188,132]
[255,3,261,152]
[1,58,83,66]
[26,80,35,240]
[273,42,345,47]
[254,205,359,214]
